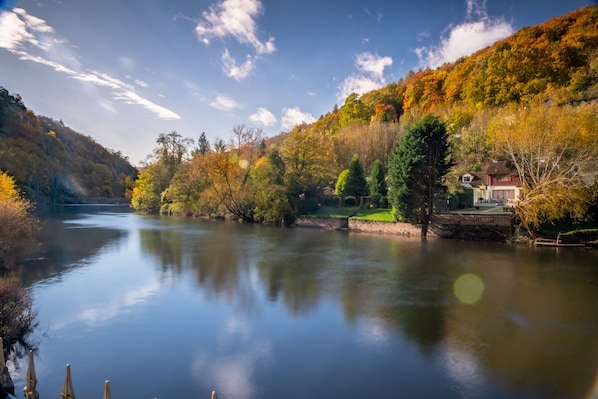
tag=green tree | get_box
[335,169,349,195]
[368,159,387,207]
[388,114,452,237]
[193,132,211,156]
[253,150,294,224]
[344,154,368,199]
[132,131,194,213]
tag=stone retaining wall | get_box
[348,219,425,236]
[294,213,514,241]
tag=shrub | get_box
[0,172,38,271]
[0,277,37,349]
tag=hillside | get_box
[277,5,598,171]
[0,87,137,204]
[128,5,598,230]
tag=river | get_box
[7,206,598,398]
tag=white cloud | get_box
[415,0,514,68]
[280,107,316,131]
[0,9,37,51]
[195,0,276,55]
[356,52,392,80]
[221,48,254,80]
[135,79,148,88]
[249,107,276,127]
[338,52,393,101]
[210,94,241,111]
[113,89,180,120]
[0,8,180,120]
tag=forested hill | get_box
[0,86,137,205]
[268,5,598,171]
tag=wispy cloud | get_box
[221,49,254,80]
[195,0,275,80]
[196,0,275,54]
[415,0,514,68]
[338,52,393,101]
[210,94,241,111]
[281,107,316,131]
[0,8,180,120]
[249,107,276,127]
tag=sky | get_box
[0,0,595,165]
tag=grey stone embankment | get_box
[294,213,515,241]
[293,217,426,237]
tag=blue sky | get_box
[0,0,594,165]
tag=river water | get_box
[7,206,598,398]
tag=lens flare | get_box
[453,273,484,305]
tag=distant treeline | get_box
[0,86,137,205]
[131,6,598,234]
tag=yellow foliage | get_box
[487,102,598,230]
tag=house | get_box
[461,161,521,206]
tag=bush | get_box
[0,172,38,271]
[0,277,37,349]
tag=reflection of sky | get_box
[355,316,391,347]
[191,314,272,399]
[441,337,485,396]
[53,279,163,330]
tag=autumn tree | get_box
[197,125,264,222]
[281,124,334,213]
[388,114,452,237]
[132,131,194,213]
[487,102,598,233]
[252,150,294,224]
[0,171,38,270]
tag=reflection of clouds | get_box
[441,337,484,395]
[51,278,168,330]
[355,316,391,347]
[225,314,250,340]
[191,342,271,399]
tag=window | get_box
[462,174,472,183]
[497,174,511,182]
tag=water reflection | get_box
[15,209,598,399]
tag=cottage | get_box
[461,161,521,206]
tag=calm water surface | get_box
[8,206,598,398]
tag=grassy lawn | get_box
[350,208,396,222]
[307,206,359,218]
[307,206,396,222]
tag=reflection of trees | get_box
[139,219,245,301]
[15,212,127,287]
[441,246,598,398]
[255,228,326,315]
[134,214,598,398]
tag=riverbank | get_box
[294,212,515,241]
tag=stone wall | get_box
[348,219,425,236]
[294,213,514,241]
[294,217,348,230]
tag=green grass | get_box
[350,208,396,222]
[307,206,359,218]
[306,206,396,222]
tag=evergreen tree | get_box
[368,159,387,207]
[344,154,368,198]
[388,114,452,237]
